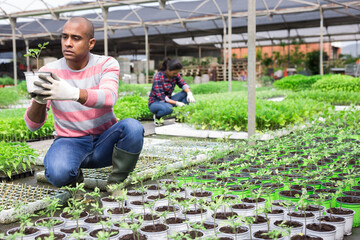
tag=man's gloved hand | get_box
[33,73,80,101]
[176,101,186,107]
[186,91,196,103]
[29,93,48,105]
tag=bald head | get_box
[65,17,94,39]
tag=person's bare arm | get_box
[26,101,47,123]
[77,89,88,104]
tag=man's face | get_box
[61,21,95,62]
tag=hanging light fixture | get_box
[159,0,167,9]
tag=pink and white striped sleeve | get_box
[83,57,120,109]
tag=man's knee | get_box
[121,118,144,136]
[45,163,78,188]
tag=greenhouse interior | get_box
[0,0,360,239]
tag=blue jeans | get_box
[149,91,188,118]
[44,118,144,187]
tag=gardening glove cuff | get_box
[30,93,48,105]
[176,101,186,107]
[186,91,196,103]
[33,73,80,101]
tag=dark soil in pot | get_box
[241,197,266,204]
[119,233,147,240]
[168,187,185,193]
[327,207,354,215]
[240,179,262,185]
[190,191,212,197]
[219,225,248,234]
[252,215,267,224]
[147,184,161,191]
[268,209,284,214]
[107,207,131,214]
[290,185,314,192]
[36,218,64,226]
[214,195,237,201]
[180,230,203,239]
[254,230,283,239]
[136,213,160,221]
[147,193,166,200]
[174,197,190,202]
[279,190,302,197]
[212,212,238,220]
[351,185,360,191]
[318,216,344,222]
[130,200,149,205]
[141,223,168,232]
[184,208,207,215]
[306,223,335,232]
[165,217,185,224]
[101,197,116,202]
[298,205,322,212]
[216,177,237,183]
[85,215,109,224]
[227,185,248,191]
[196,221,217,230]
[288,212,315,218]
[36,233,66,240]
[274,220,302,228]
[315,188,337,194]
[290,234,323,239]
[232,204,254,209]
[337,196,360,203]
[197,174,215,180]
[156,205,177,212]
[89,228,119,238]
[230,173,249,178]
[61,211,88,219]
[8,227,39,235]
[60,226,88,234]
[127,191,144,197]
[343,191,360,197]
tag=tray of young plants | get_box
[0,141,38,181]
[0,182,69,224]
[167,110,360,239]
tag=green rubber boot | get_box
[107,145,140,185]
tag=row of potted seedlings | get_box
[4,164,357,240]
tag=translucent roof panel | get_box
[0,0,359,53]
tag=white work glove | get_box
[29,93,48,105]
[176,101,186,107]
[186,91,196,103]
[33,73,80,101]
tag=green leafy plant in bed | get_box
[113,95,152,121]
[312,74,360,92]
[0,87,20,107]
[0,141,38,178]
[287,90,360,105]
[273,74,323,91]
[0,108,55,142]
[175,94,331,131]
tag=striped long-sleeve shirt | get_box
[24,53,120,137]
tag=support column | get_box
[198,46,202,59]
[102,7,109,56]
[25,39,30,72]
[320,7,324,75]
[144,26,149,83]
[248,0,256,140]
[10,17,17,88]
[223,26,227,82]
[227,0,232,92]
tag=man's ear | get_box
[89,38,96,51]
